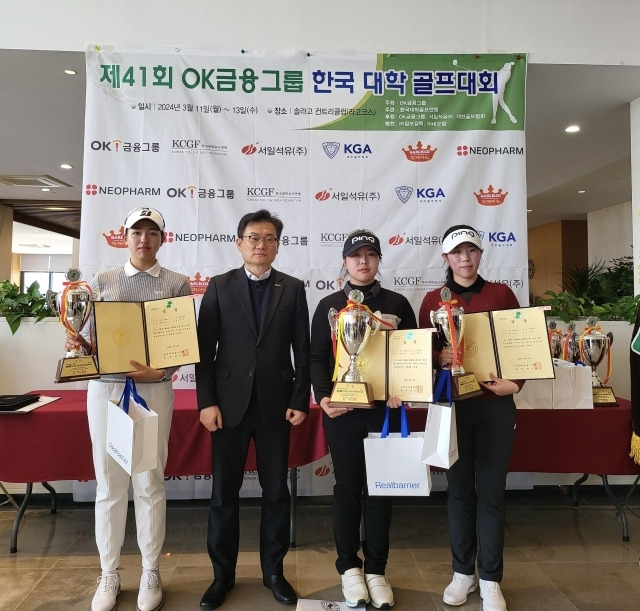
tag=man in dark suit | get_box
[195,209,311,609]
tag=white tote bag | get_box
[107,377,158,475]
[364,405,432,496]
[421,402,459,469]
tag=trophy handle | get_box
[370,310,382,339]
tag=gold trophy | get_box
[328,290,377,408]
[579,316,617,406]
[431,287,482,400]
[47,268,100,383]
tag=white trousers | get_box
[87,379,174,571]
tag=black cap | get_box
[342,230,382,257]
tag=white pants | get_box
[87,380,174,571]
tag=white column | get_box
[632,98,640,297]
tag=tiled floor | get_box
[1,487,640,610]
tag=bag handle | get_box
[118,377,150,414]
[434,369,452,406]
[381,403,410,439]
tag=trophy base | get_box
[329,381,375,409]
[452,372,484,401]
[592,386,618,407]
[55,355,101,383]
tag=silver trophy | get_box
[328,289,377,407]
[430,287,481,400]
[548,320,563,358]
[562,321,580,363]
[430,288,466,375]
[579,317,609,387]
[46,268,99,382]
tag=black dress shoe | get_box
[200,578,235,610]
[262,574,298,604]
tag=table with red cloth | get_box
[1,391,639,550]
[0,389,328,552]
[405,398,640,541]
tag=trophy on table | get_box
[328,290,378,408]
[431,287,482,401]
[579,316,617,406]
[46,268,100,383]
[561,321,581,363]
[547,320,563,358]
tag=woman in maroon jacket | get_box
[419,224,523,611]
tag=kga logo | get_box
[416,187,445,200]
[322,142,340,159]
[241,143,259,155]
[395,186,412,204]
[315,189,332,201]
[488,232,516,245]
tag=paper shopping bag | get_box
[421,402,458,469]
[364,405,432,496]
[572,363,594,409]
[107,378,158,475]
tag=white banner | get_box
[81,46,528,493]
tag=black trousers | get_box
[206,396,291,580]
[322,404,398,575]
[446,395,516,582]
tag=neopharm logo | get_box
[85,183,161,197]
[457,145,524,157]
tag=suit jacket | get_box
[195,266,311,427]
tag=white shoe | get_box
[341,568,370,608]
[91,573,121,611]
[137,568,164,611]
[443,572,477,606]
[365,574,394,609]
[479,579,507,611]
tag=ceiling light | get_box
[44,206,70,211]
[578,190,586,194]
[40,187,51,192]
[60,163,72,169]
[565,125,580,133]
[64,69,77,75]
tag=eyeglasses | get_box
[241,235,279,245]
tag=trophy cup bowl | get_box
[431,305,465,375]
[562,322,580,363]
[581,330,608,387]
[327,290,376,408]
[47,269,100,383]
[339,307,372,382]
[548,320,563,358]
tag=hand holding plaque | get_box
[46,269,100,383]
[328,290,379,408]
[430,288,482,401]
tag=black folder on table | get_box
[0,394,40,412]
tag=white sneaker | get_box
[443,572,478,606]
[365,574,394,609]
[91,573,121,611]
[479,579,507,611]
[341,568,370,608]
[137,568,164,611]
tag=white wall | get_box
[2,1,640,68]
[588,200,633,265]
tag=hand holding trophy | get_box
[47,268,100,383]
[328,289,378,408]
[431,287,482,401]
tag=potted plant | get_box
[0,279,53,334]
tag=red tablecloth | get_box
[0,391,637,483]
[0,390,329,483]
[406,399,640,476]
